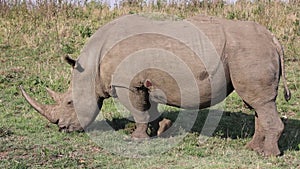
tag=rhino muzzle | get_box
[20,86,83,132]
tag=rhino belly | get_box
[148,69,230,110]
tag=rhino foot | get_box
[246,138,281,157]
[131,123,149,140]
[261,141,282,157]
[157,118,172,137]
[131,132,150,140]
[261,148,281,157]
[246,140,264,155]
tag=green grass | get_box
[0,1,299,168]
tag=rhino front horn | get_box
[20,86,58,123]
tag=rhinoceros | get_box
[20,14,291,156]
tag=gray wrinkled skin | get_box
[21,15,291,157]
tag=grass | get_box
[0,0,299,168]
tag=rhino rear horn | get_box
[20,86,58,124]
[46,87,61,103]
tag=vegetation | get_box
[0,0,299,168]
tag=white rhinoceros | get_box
[21,14,291,156]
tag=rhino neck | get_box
[94,69,109,99]
[72,49,102,129]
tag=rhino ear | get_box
[64,55,76,68]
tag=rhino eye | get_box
[67,100,73,105]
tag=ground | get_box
[0,1,299,168]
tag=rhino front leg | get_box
[132,99,171,138]
[114,86,157,139]
[130,92,163,138]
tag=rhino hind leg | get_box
[235,91,283,156]
[238,90,283,156]
[251,102,283,156]
[228,51,284,156]
[148,101,164,137]
[245,112,264,154]
[234,90,283,156]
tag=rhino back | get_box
[94,15,233,108]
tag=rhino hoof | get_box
[157,118,172,137]
[131,133,150,141]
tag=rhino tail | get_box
[273,37,291,101]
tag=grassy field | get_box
[0,0,299,168]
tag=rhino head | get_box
[20,56,84,132]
